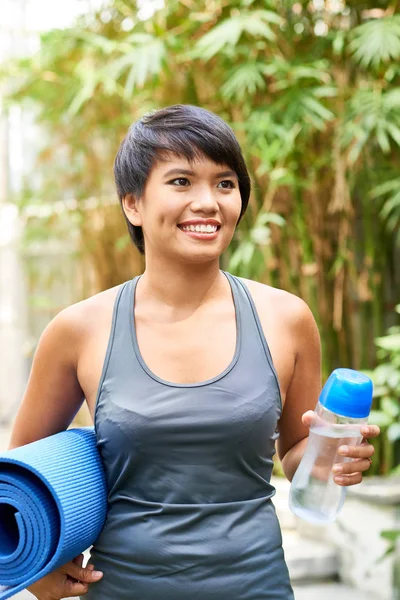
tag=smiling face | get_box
[122,153,242,264]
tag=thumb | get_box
[64,560,103,584]
[301,410,316,428]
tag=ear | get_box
[122,193,142,227]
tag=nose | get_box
[190,186,219,215]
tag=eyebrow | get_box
[163,168,237,179]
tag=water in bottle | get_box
[289,368,373,524]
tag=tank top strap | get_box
[94,278,138,418]
[223,272,282,403]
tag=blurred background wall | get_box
[0,0,98,422]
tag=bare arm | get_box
[276,299,322,481]
[276,298,380,486]
[8,307,105,598]
[8,307,85,450]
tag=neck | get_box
[137,255,224,310]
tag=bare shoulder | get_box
[44,283,124,355]
[238,276,314,326]
[60,284,122,326]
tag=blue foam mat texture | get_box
[0,427,107,599]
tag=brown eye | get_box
[169,178,190,187]
[218,180,235,189]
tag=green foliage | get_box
[377,527,400,599]
[341,87,400,164]
[370,177,400,239]
[350,16,400,68]
[229,211,286,278]
[2,1,400,472]
[365,305,400,475]
[379,529,400,568]
[192,9,282,61]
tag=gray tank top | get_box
[86,272,294,599]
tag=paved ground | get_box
[293,582,375,599]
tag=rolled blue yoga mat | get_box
[0,427,107,599]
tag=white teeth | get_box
[180,224,218,233]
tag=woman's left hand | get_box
[332,423,381,486]
[302,411,380,487]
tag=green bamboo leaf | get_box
[382,397,400,418]
[381,530,400,542]
[251,226,271,245]
[193,10,281,60]
[386,122,400,147]
[75,31,118,54]
[252,9,282,26]
[302,96,335,122]
[221,63,266,101]
[387,423,400,442]
[229,246,245,271]
[350,16,400,68]
[257,212,286,227]
[370,179,400,199]
[269,168,289,182]
[376,334,400,351]
[313,86,338,98]
[332,30,345,56]
[292,67,330,81]
[242,240,256,265]
[375,124,391,153]
[193,17,243,60]
[372,385,390,398]
[106,35,165,96]
[387,213,400,232]
[390,464,400,476]
[67,65,97,116]
[378,529,400,562]
[348,130,370,164]
[380,191,400,219]
[384,88,400,108]
[241,13,277,40]
[369,410,392,428]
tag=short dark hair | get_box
[114,104,251,254]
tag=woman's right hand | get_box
[27,553,103,599]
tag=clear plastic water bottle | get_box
[289,368,373,524]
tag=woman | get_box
[9,105,379,599]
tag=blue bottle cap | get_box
[319,368,373,418]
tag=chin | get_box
[180,250,221,264]
[173,243,224,264]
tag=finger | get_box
[333,472,363,486]
[338,443,375,459]
[65,578,90,597]
[333,458,372,476]
[301,411,315,427]
[360,424,380,439]
[64,560,103,584]
[301,411,325,429]
[73,554,84,568]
